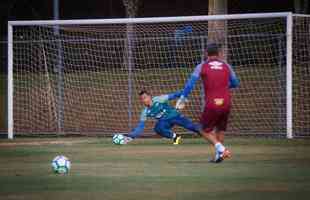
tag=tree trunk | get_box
[208,0,228,58]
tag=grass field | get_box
[0,137,310,200]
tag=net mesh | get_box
[293,16,310,136]
[11,15,310,137]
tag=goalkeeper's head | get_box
[139,90,152,107]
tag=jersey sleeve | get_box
[167,90,183,100]
[127,121,145,138]
[139,108,148,121]
[227,64,240,88]
[152,95,169,103]
[128,109,147,138]
[192,62,203,77]
[181,63,203,98]
[153,91,183,102]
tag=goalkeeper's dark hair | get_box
[139,90,150,96]
[206,43,220,56]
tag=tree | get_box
[208,0,228,57]
[294,0,308,14]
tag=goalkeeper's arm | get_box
[127,109,147,139]
[153,90,183,103]
[127,121,145,139]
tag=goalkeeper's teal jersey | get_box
[140,95,179,121]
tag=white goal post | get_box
[7,12,310,139]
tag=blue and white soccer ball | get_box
[51,155,71,174]
[112,134,125,145]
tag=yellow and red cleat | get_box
[173,135,182,145]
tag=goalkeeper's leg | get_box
[154,120,181,144]
[171,114,201,135]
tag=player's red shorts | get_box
[200,107,230,133]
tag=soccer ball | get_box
[51,155,71,174]
[112,134,125,145]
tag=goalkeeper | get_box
[124,90,201,144]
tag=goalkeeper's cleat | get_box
[173,135,182,145]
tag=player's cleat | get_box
[214,149,232,163]
[173,134,182,145]
[214,157,223,163]
[222,149,232,159]
[210,152,222,163]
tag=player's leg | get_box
[154,119,179,144]
[171,115,201,135]
[200,130,218,162]
[200,108,230,162]
[208,131,216,161]
[213,109,231,162]
[216,109,230,143]
[201,128,230,163]
[200,108,220,144]
[216,131,225,143]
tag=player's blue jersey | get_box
[140,95,179,121]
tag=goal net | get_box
[7,13,310,138]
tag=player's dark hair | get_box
[139,90,150,96]
[206,43,220,56]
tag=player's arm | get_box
[167,90,183,100]
[181,63,202,98]
[227,64,240,88]
[127,109,147,139]
[176,63,202,109]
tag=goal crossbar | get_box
[8,12,292,26]
[8,12,310,139]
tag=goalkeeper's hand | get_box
[175,95,188,110]
[123,135,133,144]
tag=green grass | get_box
[0,137,310,200]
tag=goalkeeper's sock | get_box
[173,134,182,145]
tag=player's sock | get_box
[214,142,225,153]
[214,143,232,163]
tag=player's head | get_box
[139,90,152,107]
[206,43,220,57]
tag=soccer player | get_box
[123,90,201,144]
[176,43,240,162]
